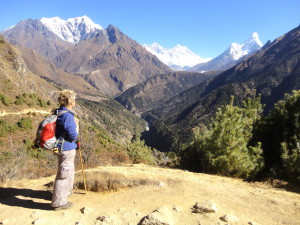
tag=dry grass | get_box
[75,170,159,192]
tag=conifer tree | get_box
[185,95,264,179]
[126,134,157,165]
[263,90,300,184]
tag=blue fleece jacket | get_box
[55,106,78,151]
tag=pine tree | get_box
[264,90,300,184]
[126,134,157,165]
[186,95,264,179]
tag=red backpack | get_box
[35,110,68,150]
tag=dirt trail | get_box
[0,164,300,225]
[0,108,50,117]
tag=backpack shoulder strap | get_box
[54,110,69,150]
[56,110,69,116]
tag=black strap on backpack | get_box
[53,110,69,153]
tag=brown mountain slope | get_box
[1,19,72,59]
[2,20,172,97]
[53,25,172,96]
[0,35,60,166]
[116,71,218,116]
[0,35,57,104]
[0,164,299,225]
[18,46,103,97]
[0,35,145,144]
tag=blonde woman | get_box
[52,89,78,211]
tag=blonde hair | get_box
[58,89,76,106]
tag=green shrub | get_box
[0,126,7,137]
[259,90,300,185]
[14,95,25,105]
[36,97,47,107]
[0,119,10,137]
[17,117,32,130]
[29,93,36,99]
[182,95,264,179]
[126,136,156,165]
[0,93,12,106]
[23,139,48,159]
[0,119,20,136]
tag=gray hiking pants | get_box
[51,149,76,207]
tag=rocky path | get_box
[0,164,300,225]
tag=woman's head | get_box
[58,89,76,108]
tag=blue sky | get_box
[1,0,299,58]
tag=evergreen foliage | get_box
[126,135,157,165]
[0,119,19,137]
[182,95,264,179]
[257,90,300,184]
[14,95,25,105]
[10,93,52,107]
[17,117,33,130]
[0,93,12,106]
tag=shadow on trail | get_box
[0,187,53,210]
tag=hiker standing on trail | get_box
[52,89,79,211]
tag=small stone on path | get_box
[32,219,47,225]
[220,214,239,223]
[192,200,217,213]
[80,206,92,214]
[1,219,10,225]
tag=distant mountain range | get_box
[2,16,264,75]
[142,43,211,70]
[1,16,171,96]
[144,33,263,71]
[141,25,300,151]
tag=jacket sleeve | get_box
[63,113,78,142]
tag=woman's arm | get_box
[64,114,78,142]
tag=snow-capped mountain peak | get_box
[248,32,263,46]
[143,43,211,70]
[228,32,263,60]
[144,43,165,54]
[190,32,263,72]
[40,16,103,43]
[66,15,103,31]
